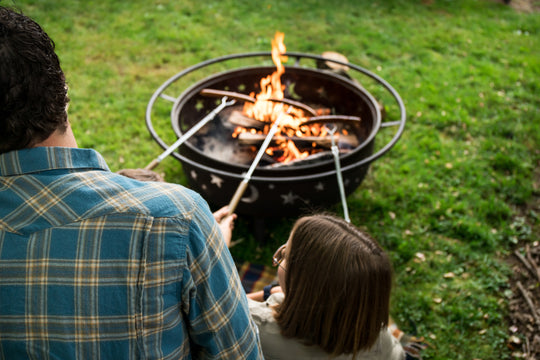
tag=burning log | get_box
[302,115,361,126]
[227,111,362,130]
[227,110,267,130]
[237,132,359,149]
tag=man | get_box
[0,6,262,359]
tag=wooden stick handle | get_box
[144,158,160,170]
[228,180,249,215]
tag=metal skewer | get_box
[227,106,288,214]
[144,96,236,170]
[326,124,351,223]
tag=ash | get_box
[194,135,254,165]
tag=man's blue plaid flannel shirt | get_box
[0,147,262,359]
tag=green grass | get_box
[12,0,540,358]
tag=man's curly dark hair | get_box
[0,6,70,154]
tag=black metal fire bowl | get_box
[146,52,405,217]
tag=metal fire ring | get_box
[145,52,406,182]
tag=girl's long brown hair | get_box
[274,214,393,356]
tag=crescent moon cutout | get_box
[241,185,259,204]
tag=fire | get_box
[243,31,287,123]
[235,31,328,164]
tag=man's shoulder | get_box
[102,172,205,218]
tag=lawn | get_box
[14,0,540,358]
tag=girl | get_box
[247,214,405,359]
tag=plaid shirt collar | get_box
[0,147,110,176]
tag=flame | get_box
[237,31,328,164]
[243,31,288,123]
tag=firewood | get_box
[227,110,267,129]
[301,115,361,126]
[316,51,350,73]
[236,132,359,149]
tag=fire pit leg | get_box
[253,217,268,244]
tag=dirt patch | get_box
[506,161,540,359]
[490,0,540,12]
[508,243,540,359]
[508,0,540,12]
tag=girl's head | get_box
[274,214,393,356]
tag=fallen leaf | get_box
[509,325,518,333]
[508,335,521,345]
[415,252,426,262]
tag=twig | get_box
[516,281,540,331]
[524,245,540,284]
[514,249,537,279]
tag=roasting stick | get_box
[144,96,236,170]
[227,106,288,215]
[327,124,351,223]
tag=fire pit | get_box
[146,51,405,217]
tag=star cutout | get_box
[210,174,224,188]
[314,182,325,191]
[281,191,297,205]
[190,170,197,180]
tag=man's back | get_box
[0,147,261,359]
